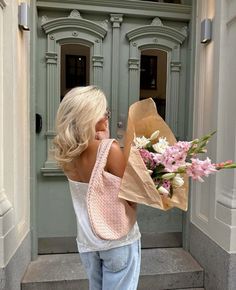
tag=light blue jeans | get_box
[79,239,141,290]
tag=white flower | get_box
[149,130,160,141]
[134,136,150,149]
[153,137,169,154]
[148,169,153,175]
[172,174,184,187]
[157,186,170,197]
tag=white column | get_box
[0,0,11,209]
[214,0,236,249]
[191,0,236,253]
[0,0,14,268]
[0,0,30,267]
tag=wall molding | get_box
[37,0,191,20]
[216,201,236,227]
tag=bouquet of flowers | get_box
[134,130,236,198]
[118,98,236,211]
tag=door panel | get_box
[36,6,190,253]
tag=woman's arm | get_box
[107,141,136,207]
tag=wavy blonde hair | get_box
[54,86,107,169]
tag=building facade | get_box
[0,0,235,289]
[0,0,31,289]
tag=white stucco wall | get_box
[0,0,30,268]
[191,0,236,253]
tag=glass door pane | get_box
[61,44,90,100]
[140,49,167,120]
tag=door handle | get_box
[36,113,42,134]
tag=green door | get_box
[34,2,191,253]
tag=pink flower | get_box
[151,153,163,165]
[162,179,171,191]
[186,157,217,182]
[157,141,191,172]
[175,141,192,152]
[139,149,156,170]
[213,160,233,169]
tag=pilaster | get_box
[128,57,140,106]
[0,0,12,221]
[110,14,123,138]
[214,0,236,251]
[92,55,104,87]
[44,52,58,169]
[0,0,16,268]
[191,0,236,253]
[168,61,181,137]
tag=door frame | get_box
[30,0,195,258]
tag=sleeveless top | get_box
[68,140,140,253]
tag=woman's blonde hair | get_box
[54,86,107,169]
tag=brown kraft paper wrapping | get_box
[118,98,188,211]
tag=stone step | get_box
[21,248,204,290]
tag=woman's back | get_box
[66,139,126,183]
[65,140,100,183]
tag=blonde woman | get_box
[54,86,141,290]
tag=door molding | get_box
[126,17,187,136]
[40,10,108,175]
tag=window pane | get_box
[140,50,167,120]
[65,55,86,89]
[61,44,90,100]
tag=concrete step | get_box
[21,248,204,290]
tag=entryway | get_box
[34,0,192,256]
